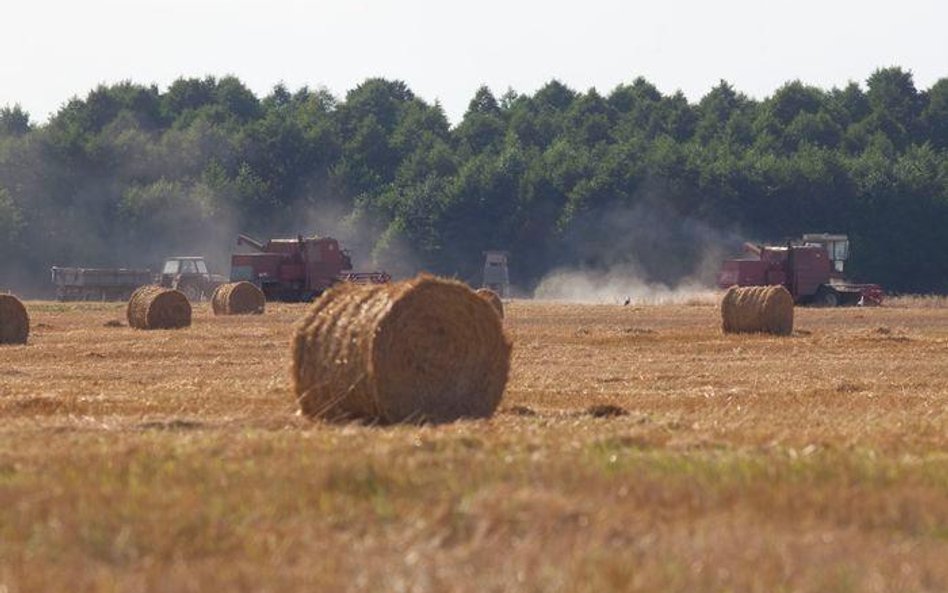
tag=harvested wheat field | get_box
[1,299,947,592]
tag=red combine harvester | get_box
[718,233,884,306]
[230,234,390,301]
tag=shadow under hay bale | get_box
[136,419,205,431]
[475,288,504,319]
[126,286,191,330]
[0,294,29,345]
[721,285,794,336]
[505,405,538,417]
[211,281,266,316]
[586,404,628,418]
[291,274,512,424]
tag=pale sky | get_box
[3,0,946,124]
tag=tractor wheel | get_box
[815,287,839,307]
[175,282,203,302]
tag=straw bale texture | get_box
[721,285,794,335]
[475,288,504,319]
[291,275,512,424]
[0,294,29,345]
[126,286,191,330]
[211,282,266,315]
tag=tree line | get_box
[1,67,947,295]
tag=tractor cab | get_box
[158,256,225,301]
[801,233,850,274]
[162,257,209,277]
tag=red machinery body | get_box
[230,234,390,301]
[718,236,883,306]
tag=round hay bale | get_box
[0,294,29,345]
[291,274,512,424]
[126,285,191,330]
[475,288,504,319]
[211,281,265,315]
[721,285,794,336]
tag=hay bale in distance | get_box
[0,294,29,345]
[211,281,265,315]
[475,288,504,319]
[721,285,794,336]
[291,275,512,424]
[126,285,191,330]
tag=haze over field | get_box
[2,0,947,299]
[3,0,947,124]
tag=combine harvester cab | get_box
[230,234,390,302]
[718,234,883,307]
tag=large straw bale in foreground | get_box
[211,281,265,315]
[475,288,504,319]
[126,286,191,330]
[721,285,794,335]
[291,275,512,424]
[0,294,29,345]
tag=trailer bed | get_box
[51,267,153,301]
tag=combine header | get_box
[230,234,390,301]
[718,233,883,306]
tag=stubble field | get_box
[1,298,947,592]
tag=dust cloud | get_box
[533,266,719,305]
[530,197,744,304]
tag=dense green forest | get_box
[1,67,947,296]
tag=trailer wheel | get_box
[815,287,839,307]
[174,281,203,302]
